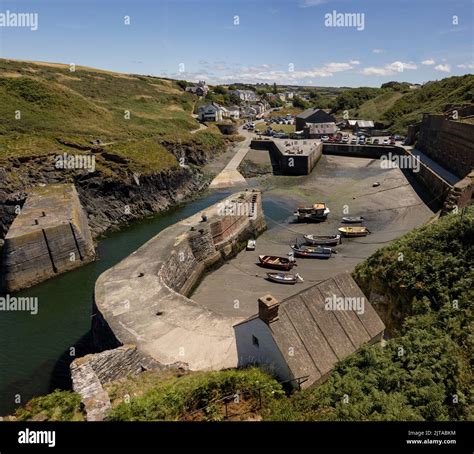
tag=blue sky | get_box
[0,0,472,87]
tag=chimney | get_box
[258,294,279,324]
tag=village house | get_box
[305,122,338,138]
[185,80,209,97]
[225,105,240,120]
[229,89,257,102]
[234,273,385,389]
[295,108,336,131]
[197,102,226,122]
[346,119,375,133]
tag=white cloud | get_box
[372,49,385,54]
[457,63,474,69]
[421,59,435,65]
[349,60,360,65]
[360,61,417,76]
[300,0,327,7]
[434,64,451,73]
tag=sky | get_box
[0,0,473,87]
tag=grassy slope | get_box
[352,91,406,121]
[382,75,474,132]
[265,209,473,421]
[0,59,225,173]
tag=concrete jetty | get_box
[1,184,95,292]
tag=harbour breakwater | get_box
[70,190,265,419]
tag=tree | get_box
[272,83,278,94]
[176,80,188,91]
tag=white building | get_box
[229,89,257,102]
[233,273,385,389]
[197,102,226,122]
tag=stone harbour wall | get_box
[0,184,95,293]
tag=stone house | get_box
[229,89,257,102]
[295,108,336,131]
[234,273,385,389]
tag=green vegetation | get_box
[351,91,405,121]
[106,367,284,421]
[13,390,84,421]
[381,75,474,132]
[255,123,295,133]
[0,59,226,172]
[331,87,385,113]
[264,209,474,421]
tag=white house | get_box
[233,273,385,389]
[224,106,240,120]
[197,102,226,122]
[229,89,257,102]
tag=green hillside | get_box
[382,75,474,132]
[0,59,226,173]
[351,91,406,121]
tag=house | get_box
[305,122,338,138]
[185,80,209,97]
[229,89,257,102]
[352,120,375,133]
[224,105,240,120]
[197,102,226,122]
[240,105,259,119]
[234,273,385,389]
[295,108,336,131]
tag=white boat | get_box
[246,239,256,251]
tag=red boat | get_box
[258,255,296,271]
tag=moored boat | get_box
[342,216,364,223]
[258,255,296,271]
[290,243,333,259]
[303,234,341,246]
[294,202,330,222]
[266,272,303,285]
[338,226,370,237]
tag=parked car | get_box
[351,138,357,145]
[366,137,372,144]
[321,135,329,142]
[373,138,380,144]
[390,138,396,145]
[383,139,389,145]
[342,136,349,143]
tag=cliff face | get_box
[0,151,210,243]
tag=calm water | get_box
[0,189,293,415]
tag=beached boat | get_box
[246,239,256,250]
[258,255,296,271]
[290,243,333,259]
[266,272,303,285]
[294,203,330,222]
[303,234,341,246]
[342,216,364,223]
[338,226,370,237]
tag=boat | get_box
[266,272,303,285]
[258,255,296,271]
[246,239,256,251]
[294,202,330,222]
[338,226,370,237]
[290,242,333,259]
[342,216,364,223]
[303,234,341,246]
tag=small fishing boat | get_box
[303,234,341,246]
[246,239,256,251]
[266,272,303,285]
[338,226,370,237]
[294,202,330,222]
[342,216,364,223]
[259,255,296,271]
[290,242,333,259]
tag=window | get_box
[252,335,259,347]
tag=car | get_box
[394,134,401,141]
[373,138,380,144]
[321,135,329,142]
[390,138,396,145]
[351,138,357,145]
[366,137,372,144]
[328,136,336,142]
[383,139,389,145]
[358,138,365,145]
[342,136,349,143]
